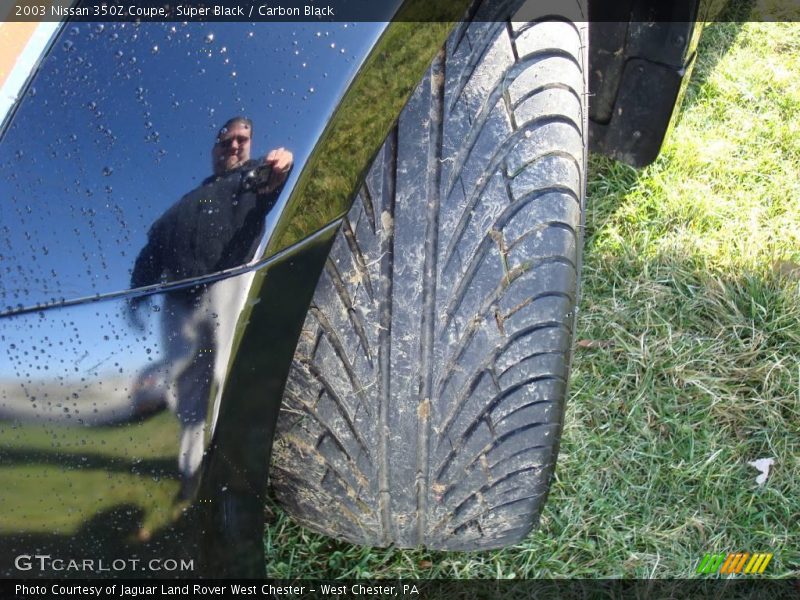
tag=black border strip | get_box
[5,0,800,22]
[5,579,800,599]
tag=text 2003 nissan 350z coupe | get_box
[0,0,713,577]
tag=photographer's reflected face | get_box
[213,121,252,175]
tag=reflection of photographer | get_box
[128,117,292,500]
[212,117,292,196]
[131,116,293,290]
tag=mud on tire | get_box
[270,6,587,550]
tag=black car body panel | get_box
[0,225,337,577]
[0,3,470,576]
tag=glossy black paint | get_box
[0,6,463,577]
[195,223,339,577]
[0,20,388,314]
[0,224,336,578]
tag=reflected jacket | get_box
[130,160,283,289]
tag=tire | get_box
[271,7,587,550]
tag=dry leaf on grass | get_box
[576,339,613,349]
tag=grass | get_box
[263,20,800,578]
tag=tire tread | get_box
[272,11,586,550]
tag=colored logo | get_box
[696,552,773,575]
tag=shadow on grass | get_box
[585,153,643,246]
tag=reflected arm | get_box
[130,219,167,290]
